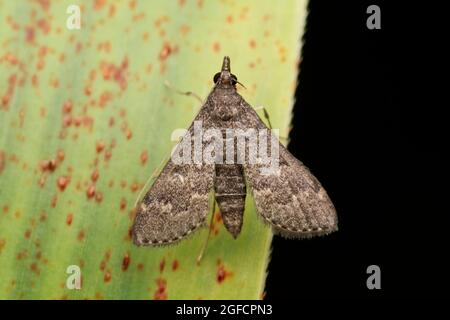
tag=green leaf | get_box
[0,0,307,299]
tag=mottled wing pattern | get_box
[132,104,215,246]
[240,102,338,238]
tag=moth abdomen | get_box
[214,164,246,238]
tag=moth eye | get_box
[213,72,221,83]
[231,74,238,85]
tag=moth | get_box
[132,56,337,246]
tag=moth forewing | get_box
[132,109,216,246]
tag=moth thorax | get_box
[214,104,238,121]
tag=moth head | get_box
[213,56,238,86]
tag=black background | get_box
[265,1,447,299]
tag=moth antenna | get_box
[196,201,217,264]
[236,81,246,89]
[164,80,203,104]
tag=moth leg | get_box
[164,80,203,104]
[254,105,273,129]
[196,201,216,264]
[254,105,289,144]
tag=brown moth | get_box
[132,56,337,246]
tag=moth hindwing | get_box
[132,56,337,246]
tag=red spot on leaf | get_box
[37,18,51,34]
[39,212,48,222]
[73,117,82,127]
[119,108,126,118]
[159,258,166,273]
[86,185,96,199]
[95,191,103,203]
[100,260,106,272]
[2,74,18,109]
[84,85,92,96]
[66,213,73,226]
[3,53,19,65]
[104,271,112,283]
[17,250,28,260]
[120,198,127,211]
[57,176,70,191]
[57,150,65,162]
[89,70,97,81]
[51,194,58,208]
[172,260,179,271]
[212,210,222,235]
[213,42,221,53]
[91,169,99,182]
[40,159,57,172]
[24,229,31,239]
[122,253,130,271]
[126,226,133,241]
[36,0,50,11]
[32,75,39,88]
[35,251,42,260]
[25,27,35,44]
[99,91,112,107]
[130,182,140,193]
[38,176,46,188]
[0,239,6,254]
[216,260,233,284]
[77,230,85,241]
[62,115,72,127]
[125,129,133,140]
[94,292,103,300]
[140,151,148,165]
[0,151,5,174]
[62,100,72,113]
[94,0,107,10]
[100,57,128,90]
[104,149,112,161]
[129,208,137,221]
[159,42,173,61]
[100,250,112,273]
[179,25,190,36]
[96,140,105,153]
[215,211,222,223]
[154,278,167,300]
[30,263,40,275]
